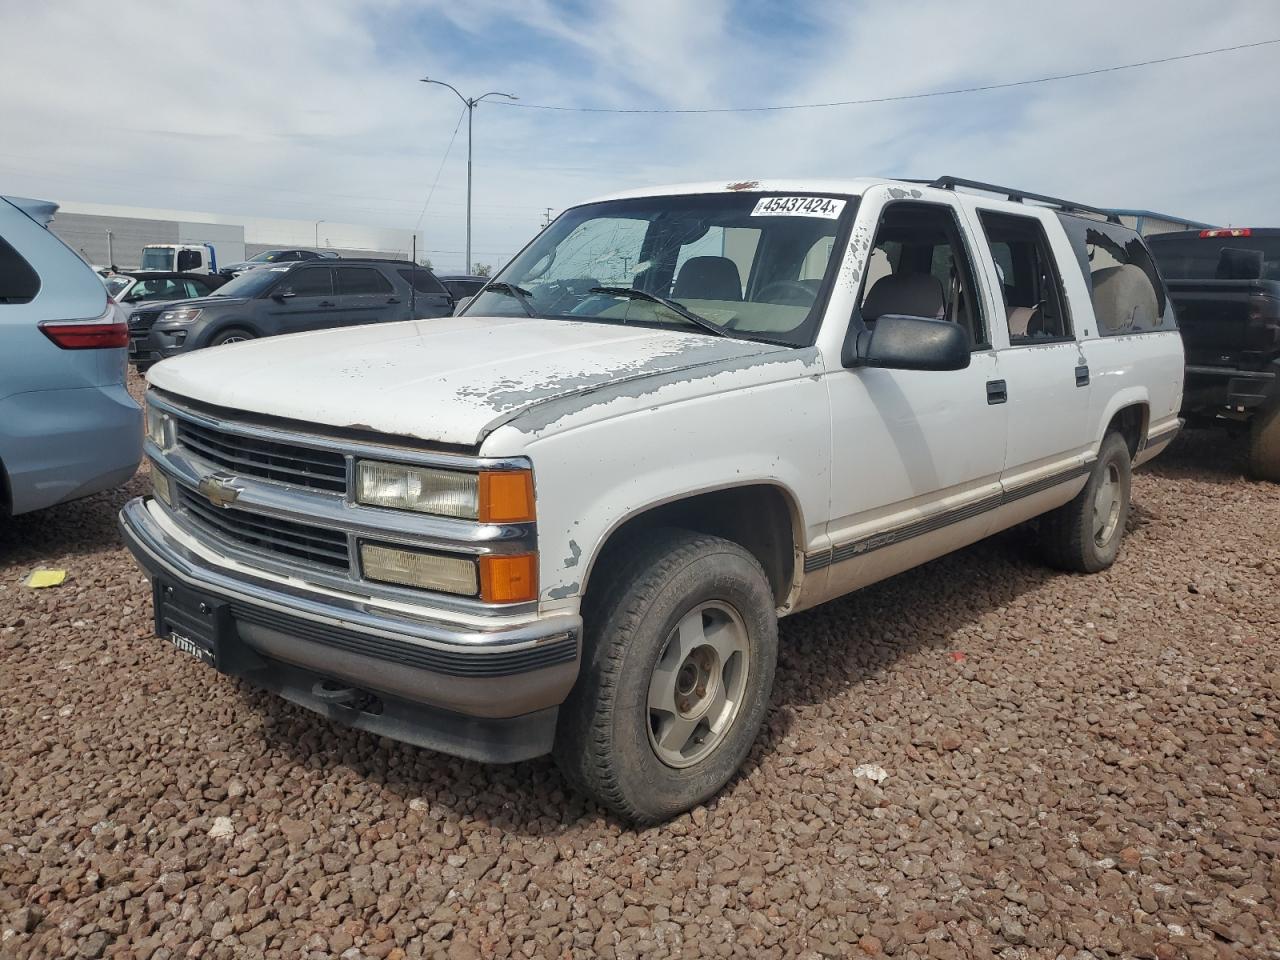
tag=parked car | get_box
[119,176,1182,822]
[219,249,338,277]
[1146,227,1280,480]
[1,196,140,516]
[436,274,488,305]
[104,271,228,306]
[128,258,452,367]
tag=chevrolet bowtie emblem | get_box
[197,474,241,508]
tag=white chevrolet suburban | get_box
[120,176,1184,823]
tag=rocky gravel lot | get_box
[1,381,1277,959]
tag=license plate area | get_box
[153,578,233,671]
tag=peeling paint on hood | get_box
[146,315,779,448]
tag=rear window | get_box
[398,268,447,295]
[0,235,41,304]
[1057,216,1172,336]
[1147,234,1280,281]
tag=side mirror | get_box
[452,295,473,316]
[844,314,970,371]
[272,288,296,301]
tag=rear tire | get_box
[208,328,255,347]
[1039,432,1132,573]
[554,529,778,825]
[1248,403,1280,482]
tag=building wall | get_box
[52,212,182,267]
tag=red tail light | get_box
[1199,227,1253,238]
[39,319,129,349]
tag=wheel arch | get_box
[578,480,806,613]
[1096,388,1150,459]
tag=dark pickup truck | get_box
[1147,228,1280,480]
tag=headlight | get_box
[360,543,478,595]
[151,469,173,506]
[357,461,479,518]
[159,307,203,324]
[145,402,169,448]
[355,461,535,523]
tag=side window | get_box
[397,268,447,295]
[978,211,1071,343]
[184,280,208,298]
[856,202,987,349]
[0,235,40,304]
[336,267,393,295]
[176,249,202,272]
[1057,215,1170,335]
[284,268,332,297]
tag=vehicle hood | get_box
[147,315,783,447]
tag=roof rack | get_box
[901,176,1121,223]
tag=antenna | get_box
[410,232,418,319]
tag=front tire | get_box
[554,529,778,824]
[208,328,256,347]
[1039,431,1132,572]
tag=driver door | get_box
[818,193,1008,599]
[264,266,337,334]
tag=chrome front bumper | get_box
[119,497,581,762]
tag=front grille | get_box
[175,418,348,493]
[129,308,163,334]
[176,486,351,571]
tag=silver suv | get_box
[0,196,140,516]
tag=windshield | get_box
[213,266,288,297]
[140,248,173,271]
[103,276,131,298]
[1148,234,1280,281]
[463,192,856,346]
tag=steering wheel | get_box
[755,280,816,307]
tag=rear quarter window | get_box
[1057,215,1173,336]
[0,234,41,304]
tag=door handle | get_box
[986,379,1007,405]
[318,300,335,307]
[387,297,401,304]
[1075,364,1090,387]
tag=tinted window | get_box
[857,202,987,349]
[443,279,484,300]
[128,277,185,301]
[1058,215,1171,335]
[0,235,40,304]
[1147,234,1280,281]
[286,267,333,296]
[399,268,447,295]
[176,249,202,271]
[336,267,393,295]
[978,212,1071,343]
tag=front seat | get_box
[861,272,945,321]
[672,256,742,301]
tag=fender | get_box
[1094,385,1149,452]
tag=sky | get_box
[2,0,1278,273]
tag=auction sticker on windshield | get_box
[751,196,845,219]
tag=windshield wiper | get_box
[482,280,536,317]
[589,286,727,338]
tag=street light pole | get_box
[420,78,518,273]
[314,219,325,249]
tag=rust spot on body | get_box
[725,180,760,192]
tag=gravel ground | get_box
[1,376,1277,959]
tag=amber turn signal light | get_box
[478,470,535,523]
[480,553,538,603]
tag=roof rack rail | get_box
[906,176,1121,223]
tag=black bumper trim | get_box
[247,657,558,763]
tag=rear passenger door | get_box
[333,266,401,326]
[970,208,1094,486]
[398,268,453,318]
[264,266,337,334]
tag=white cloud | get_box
[1,0,1276,271]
